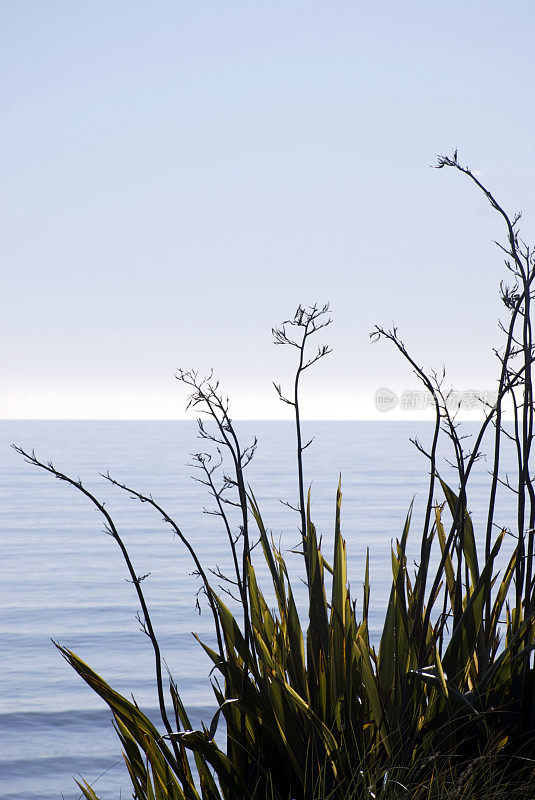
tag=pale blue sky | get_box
[2,1,534,419]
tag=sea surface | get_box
[0,420,520,800]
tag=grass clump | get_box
[15,153,535,799]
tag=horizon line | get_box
[0,417,495,423]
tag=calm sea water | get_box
[0,421,519,799]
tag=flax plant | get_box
[15,153,535,799]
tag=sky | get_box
[2,0,535,420]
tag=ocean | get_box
[0,420,519,799]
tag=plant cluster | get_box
[15,154,535,799]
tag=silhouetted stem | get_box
[12,446,182,768]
